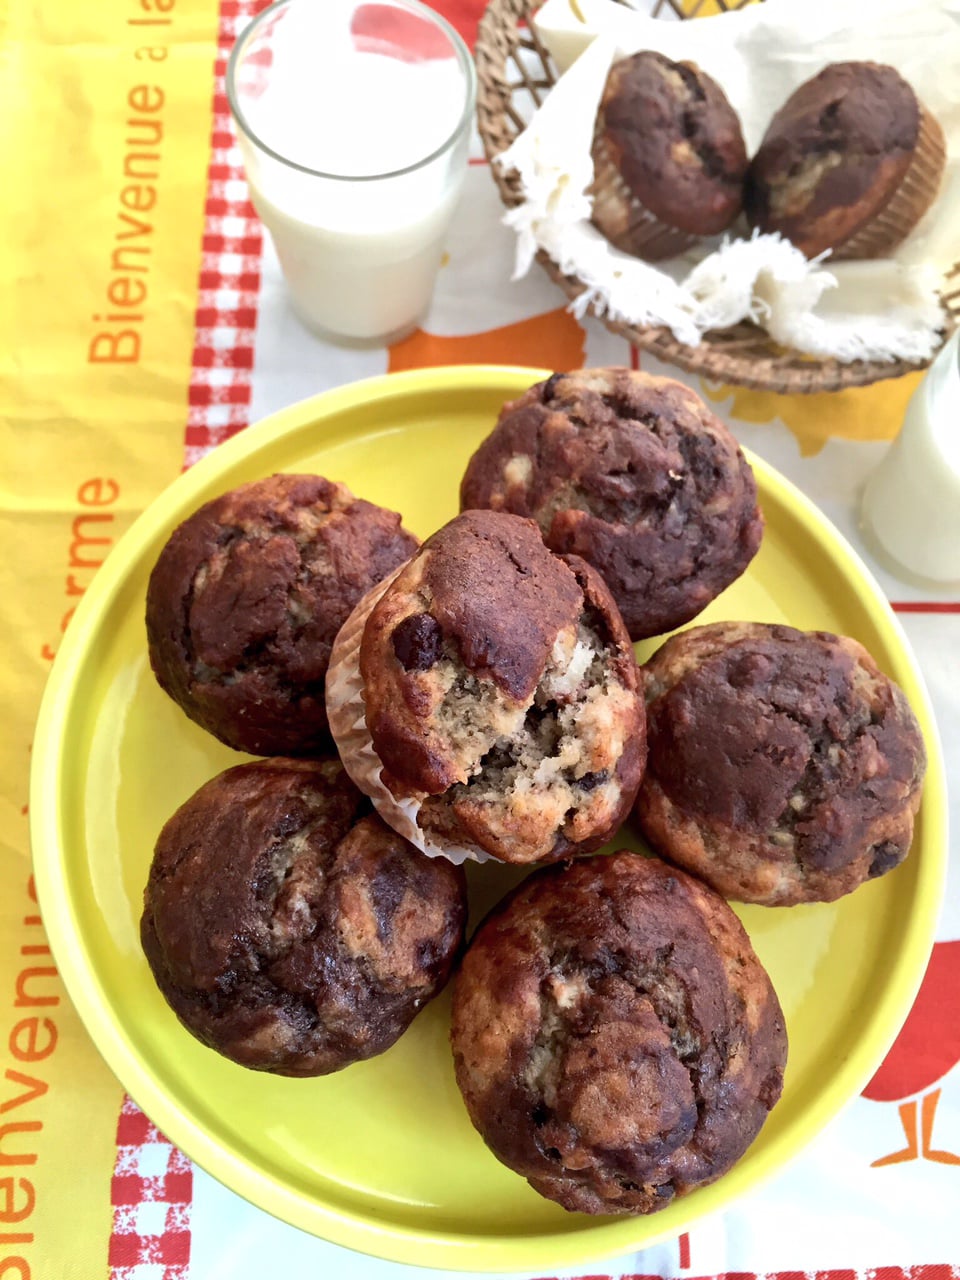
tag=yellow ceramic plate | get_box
[32,366,947,1272]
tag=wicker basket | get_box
[475,0,960,394]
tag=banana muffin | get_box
[460,368,763,641]
[146,473,419,757]
[141,757,467,1076]
[450,851,787,1215]
[634,622,927,906]
[590,51,748,261]
[744,62,945,260]
[326,509,646,865]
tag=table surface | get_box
[2,1,958,1278]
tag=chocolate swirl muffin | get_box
[745,62,946,260]
[326,510,646,865]
[141,757,467,1076]
[450,851,787,1215]
[634,622,928,906]
[591,51,748,261]
[460,369,763,641]
[145,473,418,756]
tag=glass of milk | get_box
[226,0,476,344]
[860,325,960,585]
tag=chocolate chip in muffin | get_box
[634,621,927,905]
[145,473,418,756]
[450,851,787,1214]
[391,611,444,671]
[460,368,762,641]
[141,757,467,1076]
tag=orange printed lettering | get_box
[127,84,164,113]
[117,211,152,241]
[123,150,160,181]
[7,1020,56,1065]
[91,82,164,364]
[0,1077,46,1119]
[0,1179,34,1224]
[108,275,147,308]
[12,971,57,1011]
[41,487,120,658]
[110,244,149,274]
[77,477,119,508]
[126,117,162,149]
[87,330,140,364]
[120,181,157,211]
[0,1127,39,1168]
[0,883,58,1276]
[68,512,113,569]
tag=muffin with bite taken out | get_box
[326,509,646,865]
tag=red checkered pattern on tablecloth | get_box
[183,0,270,471]
[109,1095,193,1279]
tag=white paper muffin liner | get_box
[590,130,702,262]
[325,566,493,866]
[837,108,948,261]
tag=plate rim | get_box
[30,364,948,1272]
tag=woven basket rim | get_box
[474,0,959,395]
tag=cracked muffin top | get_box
[591,51,748,249]
[634,621,928,905]
[145,473,418,756]
[141,757,467,1076]
[450,850,787,1215]
[349,510,646,865]
[459,369,762,641]
[744,62,924,257]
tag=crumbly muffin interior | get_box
[442,617,620,800]
[411,606,636,862]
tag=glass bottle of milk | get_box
[227,0,476,344]
[860,325,960,586]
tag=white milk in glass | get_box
[234,1,472,341]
